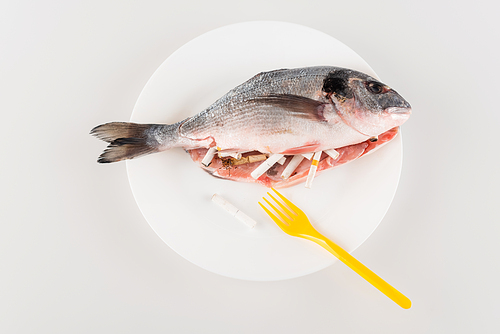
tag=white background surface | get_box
[1,0,499,333]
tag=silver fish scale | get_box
[177,67,370,152]
[180,68,328,127]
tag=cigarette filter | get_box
[305,151,322,189]
[231,154,267,166]
[247,155,268,164]
[276,156,287,165]
[325,149,340,160]
[201,147,217,167]
[301,152,314,160]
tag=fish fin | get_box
[90,122,154,143]
[96,138,158,163]
[280,143,321,155]
[250,94,329,122]
[90,122,175,163]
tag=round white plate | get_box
[127,21,403,281]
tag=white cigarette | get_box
[281,155,304,179]
[302,153,314,160]
[201,147,217,167]
[250,154,284,179]
[325,149,340,160]
[211,194,257,228]
[305,151,322,189]
[218,151,242,159]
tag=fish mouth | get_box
[385,107,412,115]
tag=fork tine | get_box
[271,188,301,214]
[263,197,292,225]
[267,192,295,218]
[258,202,287,229]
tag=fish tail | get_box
[90,122,179,163]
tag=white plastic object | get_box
[127,21,402,281]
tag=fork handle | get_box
[306,234,411,309]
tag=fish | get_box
[91,66,411,187]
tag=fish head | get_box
[324,70,411,136]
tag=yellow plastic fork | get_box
[259,188,411,309]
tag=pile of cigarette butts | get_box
[207,136,380,227]
[201,147,340,189]
[209,147,340,228]
[207,148,341,228]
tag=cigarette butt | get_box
[325,149,340,160]
[302,153,314,160]
[211,194,257,228]
[218,151,242,159]
[231,157,248,166]
[281,155,304,179]
[250,154,284,179]
[305,151,322,189]
[201,147,217,167]
[276,156,287,165]
[312,151,322,164]
[248,155,267,163]
[232,154,267,166]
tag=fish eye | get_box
[365,81,387,94]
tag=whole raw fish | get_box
[92,67,410,159]
[91,66,411,186]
